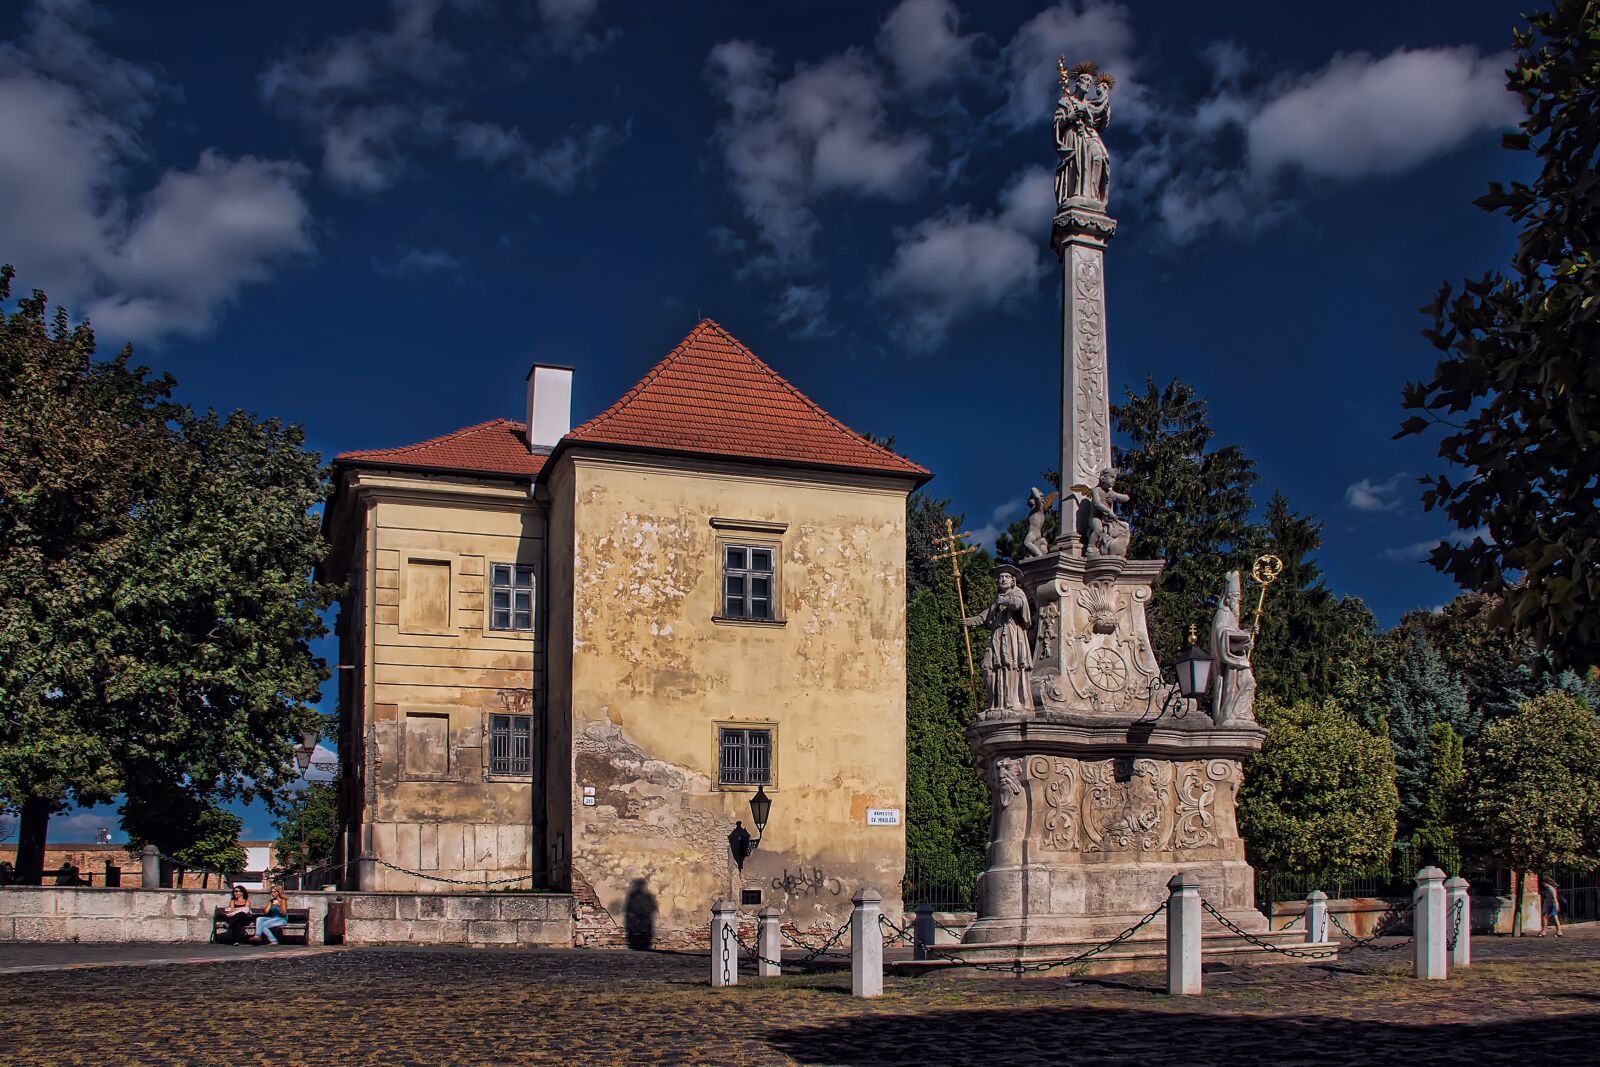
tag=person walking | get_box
[1540,876,1563,937]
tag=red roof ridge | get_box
[336,417,526,462]
[565,319,929,479]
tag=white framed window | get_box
[490,563,535,632]
[721,544,775,620]
[718,726,772,786]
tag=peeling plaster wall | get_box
[347,476,544,891]
[560,452,911,943]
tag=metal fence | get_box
[902,852,981,911]
[1256,841,1463,910]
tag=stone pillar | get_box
[850,888,883,998]
[1413,866,1447,980]
[1166,872,1202,996]
[757,907,782,978]
[140,844,159,888]
[914,904,935,962]
[1445,877,1471,969]
[1304,890,1328,946]
[710,899,738,988]
[358,852,378,892]
[1054,205,1118,499]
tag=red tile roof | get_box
[336,418,545,479]
[561,320,929,480]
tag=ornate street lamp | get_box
[727,786,774,871]
[1173,632,1214,703]
[294,726,319,774]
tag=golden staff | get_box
[931,518,980,703]
[1250,553,1284,634]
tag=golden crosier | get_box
[1250,553,1285,634]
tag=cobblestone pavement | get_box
[0,941,342,974]
[1,928,1597,1066]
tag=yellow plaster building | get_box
[322,321,929,943]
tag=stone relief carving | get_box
[1076,581,1119,634]
[994,757,1024,808]
[1035,602,1060,661]
[1071,248,1110,487]
[1028,758,1235,856]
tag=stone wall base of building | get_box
[0,886,575,948]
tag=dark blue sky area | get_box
[1,2,1533,839]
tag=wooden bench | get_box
[211,906,312,945]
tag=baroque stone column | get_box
[1055,202,1118,500]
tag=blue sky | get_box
[2,1,1531,839]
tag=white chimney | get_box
[525,363,573,450]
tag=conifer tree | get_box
[1381,635,1476,838]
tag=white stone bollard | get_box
[1445,877,1471,969]
[914,904,935,961]
[1304,890,1329,946]
[711,899,738,988]
[1166,872,1202,996]
[1413,866,1447,980]
[851,888,884,998]
[140,844,159,888]
[757,906,782,978]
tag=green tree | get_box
[1381,635,1476,837]
[1395,592,1543,723]
[1413,721,1465,861]
[1247,493,1385,716]
[0,268,332,883]
[1112,378,1258,665]
[1398,0,1600,672]
[1459,691,1600,933]
[1237,696,1399,874]
[121,783,246,885]
[272,781,339,870]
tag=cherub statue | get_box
[1054,58,1115,207]
[1086,467,1130,558]
[1020,486,1058,558]
[1209,570,1257,724]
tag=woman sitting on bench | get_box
[222,885,255,945]
[251,886,290,945]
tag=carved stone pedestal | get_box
[951,549,1277,957]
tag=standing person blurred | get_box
[1540,877,1563,937]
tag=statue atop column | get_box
[1054,58,1115,208]
[1085,467,1131,558]
[1209,570,1258,724]
[962,564,1034,716]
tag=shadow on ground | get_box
[764,1003,1600,1066]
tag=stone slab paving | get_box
[0,928,1596,1065]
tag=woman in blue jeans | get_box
[252,886,290,944]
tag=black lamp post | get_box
[728,786,774,871]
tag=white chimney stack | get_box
[525,363,573,450]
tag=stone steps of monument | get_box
[890,933,1338,978]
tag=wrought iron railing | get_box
[902,852,981,911]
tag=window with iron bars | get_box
[489,714,532,776]
[718,727,771,786]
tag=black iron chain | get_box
[1199,899,1338,959]
[1446,898,1464,952]
[878,914,917,946]
[1328,907,1415,951]
[920,900,1170,975]
[719,922,733,984]
[371,857,540,887]
[781,921,853,962]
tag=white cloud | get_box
[1345,472,1411,512]
[998,1,1141,130]
[1249,48,1519,180]
[0,1,310,343]
[773,282,834,340]
[1379,526,1489,563]
[374,246,461,276]
[877,0,977,91]
[1120,44,1517,244]
[875,166,1052,348]
[707,42,929,269]
[44,811,123,843]
[263,0,620,193]
[534,0,617,56]
[972,499,1027,549]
